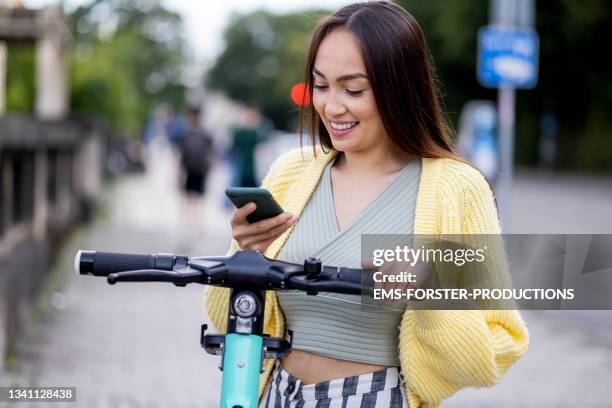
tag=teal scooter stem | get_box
[218,288,266,408]
[205,287,292,408]
[220,333,263,407]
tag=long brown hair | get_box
[300,1,459,160]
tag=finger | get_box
[362,259,384,294]
[361,259,376,270]
[244,212,294,235]
[246,235,281,252]
[233,211,292,241]
[243,222,293,252]
[238,214,296,246]
[416,262,434,288]
[231,202,257,227]
[397,262,413,292]
[374,262,390,292]
[241,218,295,248]
[387,262,404,291]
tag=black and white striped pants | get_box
[259,361,409,407]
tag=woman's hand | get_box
[231,202,297,252]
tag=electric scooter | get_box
[75,249,365,408]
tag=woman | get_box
[206,2,528,407]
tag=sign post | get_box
[477,0,538,230]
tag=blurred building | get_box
[0,3,108,369]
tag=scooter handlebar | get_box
[75,250,177,276]
[75,249,364,295]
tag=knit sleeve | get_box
[399,161,529,405]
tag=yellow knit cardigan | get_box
[205,147,529,407]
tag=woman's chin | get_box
[330,141,351,153]
[329,137,357,152]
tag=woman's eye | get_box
[313,84,328,91]
[346,89,364,96]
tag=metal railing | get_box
[0,114,109,367]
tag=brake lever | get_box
[107,269,203,286]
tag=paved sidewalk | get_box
[3,147,612,407]
[2,145,228,407]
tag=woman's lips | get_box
[328,122,359,137]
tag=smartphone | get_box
[225,187,284,223]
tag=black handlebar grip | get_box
[76,250,174,276]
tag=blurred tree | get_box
[397,0,491,123]
[397,0,612,172]
[5,43,36,113]
[207,9,329,130]
[533,0,612,172]
[209,2,612,172]
[69,0,188,137]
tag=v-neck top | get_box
[276,157,422,365]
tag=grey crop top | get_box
[275,157,421,366]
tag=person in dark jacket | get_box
[179,106,214,196]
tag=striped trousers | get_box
[259,361,409,407]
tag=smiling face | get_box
[312,28,391,154]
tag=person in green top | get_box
[229,105,269,187]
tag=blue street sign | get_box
[477,26,539,89]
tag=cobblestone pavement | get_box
[2,147,612,407]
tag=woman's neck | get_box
[333,146,415,178]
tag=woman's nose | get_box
[325,98,347,117]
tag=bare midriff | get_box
[280,349,391,384]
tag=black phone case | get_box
[225,187,284,223]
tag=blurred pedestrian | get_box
[228,105,269,188]
[539,111,559,171]
[179,107,213,195]
[177,105,214,243]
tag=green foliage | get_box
[536,0,612,172]
[396,1,491,123]
[5,43,36,113]
[207,9,329,130]
[397,0,612,173]
[210,1,611,172]
[69,0,188,137]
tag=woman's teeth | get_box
[330,121,358,130]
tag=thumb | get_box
[361,258,376,270]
